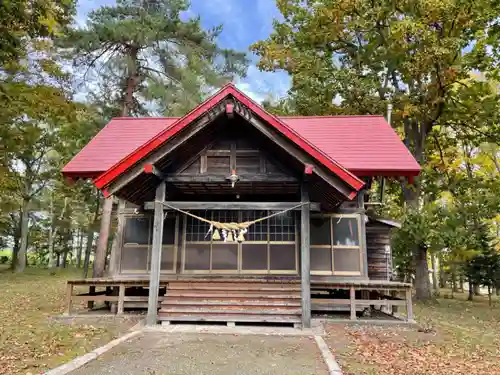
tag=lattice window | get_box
[241,210,267,241]
[269,211,295,242]
[185,211,211,242]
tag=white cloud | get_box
[235,65,290,103]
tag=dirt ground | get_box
[325,291,500,375]
[69,331,329,375]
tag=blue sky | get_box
[76,0,290,103]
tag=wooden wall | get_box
[175,132,293,177]
[366,222,393,280]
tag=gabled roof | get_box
[62,84,420,193]
[88,84,365,193]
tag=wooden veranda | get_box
[65,277,414,325]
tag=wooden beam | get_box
[300,182,311,329]
[109,199,125,276]
[144,201,321,211]
[146,181,166,325]
[304,164,314,175]
[93,195,113,278]
[350,286,356,320]
[406,289,414,322]
[357,190,369,278]
[163,174,298,183]
[144,164,165,179]
[230,141,236,170]
[65,283,73,315]
[117,284,125,315]
[200,154,207,173]
[226,102,234,118]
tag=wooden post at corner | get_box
[146,181,166,325]
[300,182,311,328]
[93,195,113,278]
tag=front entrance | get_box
[181,210,298,275]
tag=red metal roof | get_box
[63,115,419,178]
[62,118,177,177]
[280,116,420,176]
[62,85,419,188]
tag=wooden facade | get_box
[366,218,399,281]
[63,86,419,327]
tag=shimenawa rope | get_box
[155,201,306,232]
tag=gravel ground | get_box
[69,331,328,375]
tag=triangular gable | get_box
[93,84,364,196]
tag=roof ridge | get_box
[109,114,386,120]
[280,115,385,118]
[111,117,180,120]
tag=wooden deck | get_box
[65,277,414,324]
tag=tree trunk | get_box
[56,252,61,267]
[10,214,21,270]
[473,284,481,296]
[83,197,100,278]
[61,249,68,268]
[48,194,57,268]
[451,267,459,292]
[414,245,431,300]
[468,277,474,301]
[15,198,30,272]
[121,46,140,117]
[431,252,439,294]
[93,196,113,278]
[459,274,464,292]
[488,286,492,307]
[438,253,446,288]
[400,118,433,300]
[76,229,84,268]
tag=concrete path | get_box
[68,331,330,375]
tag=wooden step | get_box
[159,307,301,315]
[169,279,300,285]
[165,291,300,299]
[162,299,301,307]
[158,313,301,323]
[163,297,299,305]
[167,284,301,292]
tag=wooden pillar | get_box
[146,181,166,325]
[357,190,369,278]
[300,182,311,328]
[87,286,95,309]
[350,286,356,320]
[94,195,113,278]
[109,199,126,276]
[117,284,125,315]
[65,283,73,315]
[406,288,414,322]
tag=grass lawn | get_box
[326,291,500,375]
[0,267,139,375]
